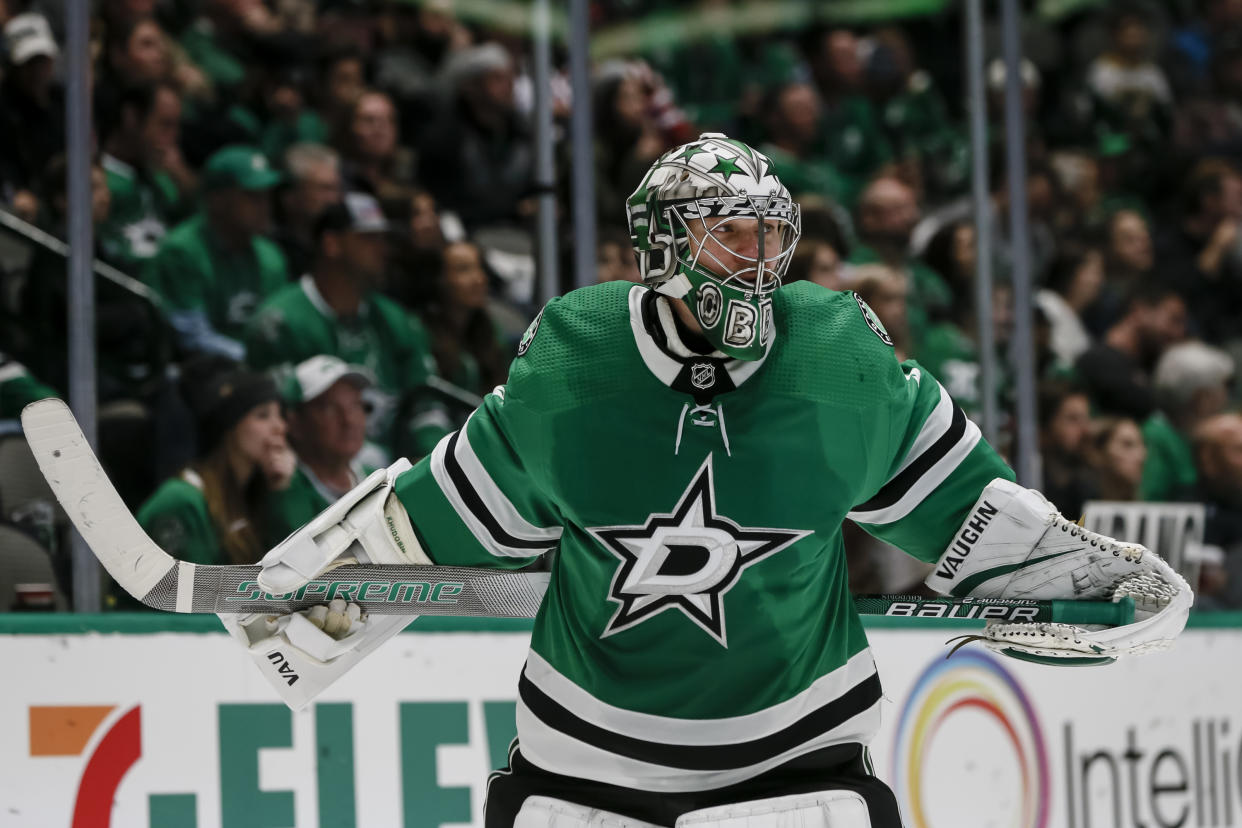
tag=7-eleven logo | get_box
[29,705,142,828]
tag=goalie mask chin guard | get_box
[626,133,801,361]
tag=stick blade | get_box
[20,398,176,601]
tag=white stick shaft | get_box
[22,398,175,598]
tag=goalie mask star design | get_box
[589,455,810,645]
[626,133,802,361]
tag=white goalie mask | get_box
[626,133,801,360]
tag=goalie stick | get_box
[21,398,1135,627]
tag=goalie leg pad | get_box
[676,791,871,828]
[513,796,661,828]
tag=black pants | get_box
[484,742,903,827]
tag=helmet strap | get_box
[653,272,693,300]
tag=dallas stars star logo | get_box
[589,455,810,646]
[674,144,711,164]
[708,155,744,181]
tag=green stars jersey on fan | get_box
[244,276,451,457]
[98,153,184,273]
[392,279,1013,792]
[145,214,288,344]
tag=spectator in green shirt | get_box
[146,144,288,360]
[256,63,330,168]
[179,0,283,96]
[868,27,969,199]
[19,153,171,404]
[919,281,1015,425]
[850,175,953,353]
[244,192,449,460]
[758,82,849,209]
[135,359,293,574]
[97,81,194,273]
[808,30,893,209]
[1141,341,1235,501]
[270,355,375,540]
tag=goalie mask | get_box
[626,133,801,361]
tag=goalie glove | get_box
[925,478,1194,666]
[220,459,431,709]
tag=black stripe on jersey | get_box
[443,429,554,551]
[852,404,967,515]
[641,288,718,361]
[518,671,882,771]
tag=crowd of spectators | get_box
[0,0,1240,610]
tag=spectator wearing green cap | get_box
[269,355,377,539]
[145,144,289,360]
[132,357,294,586]
[244,192,450,460]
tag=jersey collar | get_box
[297,459,364,502]
[299,274,373,322]
[627,284,769,402]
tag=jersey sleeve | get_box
[847,356,1015,564]
[391,372,561,570]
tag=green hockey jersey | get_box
[394,280,1012,792]
[99,153,184,273]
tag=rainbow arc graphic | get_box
[892,650,1050,828]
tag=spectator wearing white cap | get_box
[1141,340,1235,501]
[0,12,62,221]
[269,355,376,539]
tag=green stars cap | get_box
[202,145,283,192]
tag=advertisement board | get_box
[2,615,1239,828]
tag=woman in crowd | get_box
[135,358,294,569]
[920,219,976,307]
[418,240,508,400]
[1037,242,1104,370]
[1038,379,1098,519]
[1089,417,1148,502]
[1083,209,1153,334]
[337,88,417,207]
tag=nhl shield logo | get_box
[690,363,716,389]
